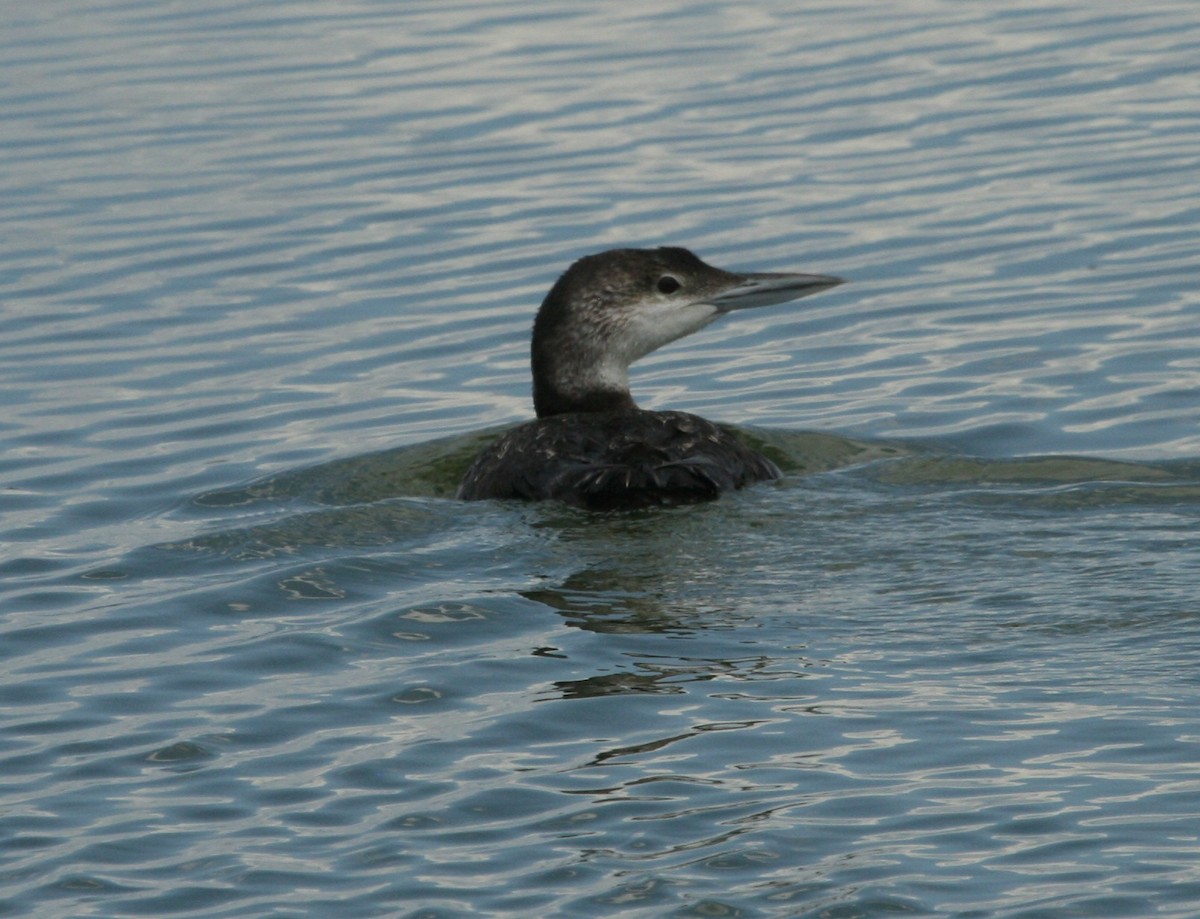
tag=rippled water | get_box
[4,1,1200,916]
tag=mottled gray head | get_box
[531,246,842,418]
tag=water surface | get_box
[3,1,1200,916]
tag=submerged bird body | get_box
[457,409,780,511]
[457,247,841,509]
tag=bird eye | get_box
[656,275,681,294]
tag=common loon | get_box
[457,247,842,510]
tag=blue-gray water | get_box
[3,2,1200,916]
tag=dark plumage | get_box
[457,409,780,511]
[458,247,842,509]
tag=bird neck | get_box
[533,383,637,417]
[531,329,639,417]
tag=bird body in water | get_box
[457,247,842,510]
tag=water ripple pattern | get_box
[2,1,1200,917]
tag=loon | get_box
[457,247,842,510]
